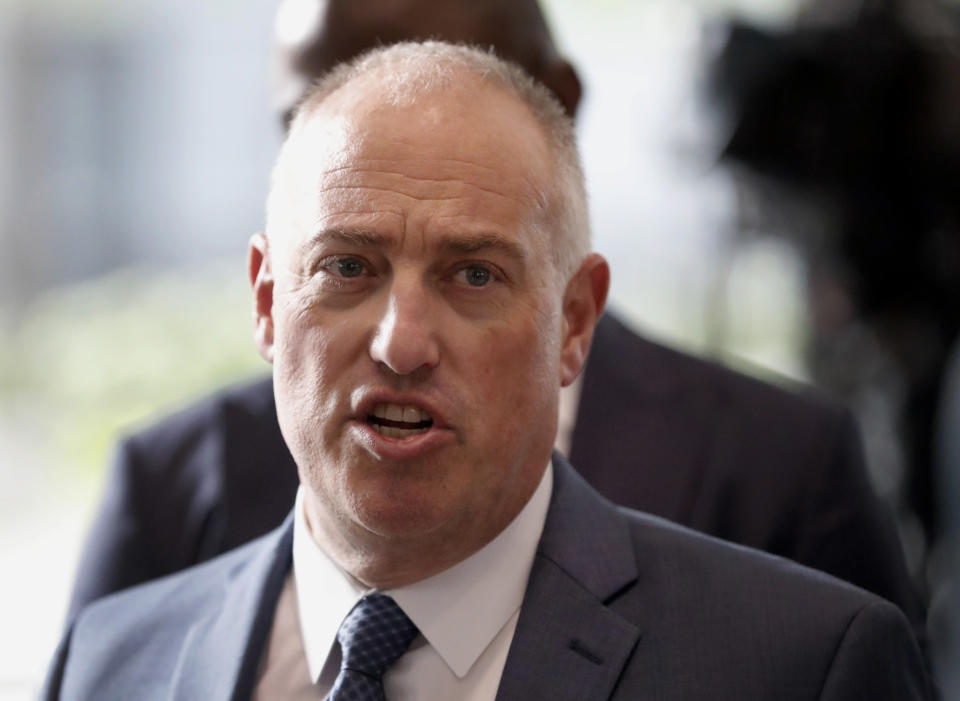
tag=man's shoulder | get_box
[511,463,929,699]
[591,313,843,414]
[58,521,289,697]
[549,458,882,617]
[611,508,927,698]
[69,374,295,606]
[63,520,292,671]
[594,311,844,424]
[111,376,286,496]
[583,312,859,488]
[122,375,276,456]
[72,532,266,633]
[620,504,877,612]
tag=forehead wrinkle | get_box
[316,156,503,177]
[319,183,497,204]
[315,137,547,187]
[315,209,400,223]
[329,154,514,178]
[320,167,536,204]
[314,175,543,218]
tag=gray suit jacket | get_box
[45,457,930,700]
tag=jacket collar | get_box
[168,454,643,701]
[495,454,643,701]
[170,511,294,701]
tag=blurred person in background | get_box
[932,342,960,697]
[68,0,923,645]
[708,0,960,688]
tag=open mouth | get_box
[367,403,434,439]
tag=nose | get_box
[369,277,440,376]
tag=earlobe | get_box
[248,233,275,363]
[560,254,610,387]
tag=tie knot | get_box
[337,594,419,679]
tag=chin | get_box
[347,476,459,539]
[352,500,452,540]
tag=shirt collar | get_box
[293,460,553,681]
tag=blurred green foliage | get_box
[0,259,266,479]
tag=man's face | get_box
[255,76,582,562]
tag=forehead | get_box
[278,71,556,241]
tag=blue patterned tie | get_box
[328,594,419,701]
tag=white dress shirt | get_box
[256,460,553,700]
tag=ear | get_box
[559,253,609,387]
[248,232,275,363]
[541,58,583,118]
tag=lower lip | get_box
[349,420,456,460]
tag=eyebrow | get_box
[305,228,527,263]
[434,232,527,263]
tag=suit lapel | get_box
[496,457,642,701]
[170,512,294,701]
[168,448,644,700]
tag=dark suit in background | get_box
[68,312,923,635]
[47,457,929,700]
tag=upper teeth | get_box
[372,403,431,424]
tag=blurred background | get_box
[1,0,958,697]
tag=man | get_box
[68,0,922,640]
[46,42,929,700]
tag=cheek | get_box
[272,303,344,433]
[274,303,318,380]
[273,292,346,372]
[472,306,560,406]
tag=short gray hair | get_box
[270,41,591,280]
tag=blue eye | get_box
[323,257,366,278]
[337,259,364,277]
[459,265,492,287]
